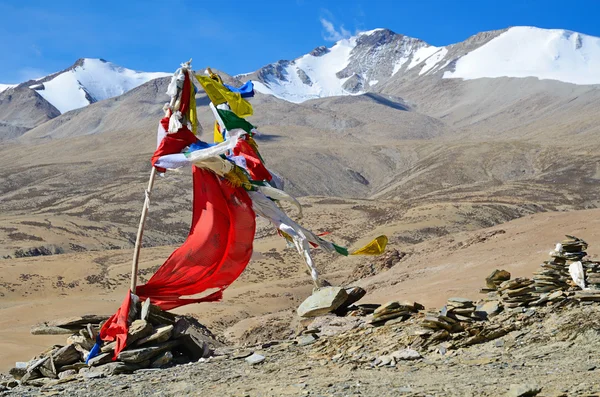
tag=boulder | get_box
[297,287,348,317]
[172,317,217,360]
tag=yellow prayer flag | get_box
[350,235,388,256]
[213,121,224,143]
[196,75,253,118]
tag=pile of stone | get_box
[297,285,425,327]
[9,298,219,387]
[531,236,587,294]
[497,278,537,308]
[583,261,600,289]
[368,301,423,325]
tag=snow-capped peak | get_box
[249,28,430,103]
[444,26,600,85]
[28,58,170,113]
[252,37,359,103]
[247,26,600,104]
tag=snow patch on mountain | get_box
[254,38,358,103]
[0,84,15,93]
[419,48,448,75]
[30,59,170,113]
[392,56,410,76]
[407,45,443,70]
[444,26,600,85]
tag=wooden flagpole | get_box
[130,166,157,293]
[129,61,189,293]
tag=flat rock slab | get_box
[505,384,542,397]
[297,287,348,317]
[127,320,153,346]
[137,325,173,346]
[87,352,112,367]
[391,349,421,361]
[45,315,110,328]
[30,325,75,335]
[307,315,363,336]
[297,334,319,346]
[117,340,179,363]
[245,353,265,365]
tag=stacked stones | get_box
[368,301,423,325]
[532,236,587,294]
[497,278,537,308]
[419,298,480,335]
[442,297,477,322]
[583,261,600,289]
[9,299,217,386]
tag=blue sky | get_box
[1,0,598,83]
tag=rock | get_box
[25,378,52,387]
[505,384,542,397]
[9,367,26,380]
[232,350,253,359]
[140,300,176,325]
[101,341,117,353]
[297,287,348,317]
[447,297,475,307]
[67,334,95,351]
[51,315,110,327]
[84,371,106,379]
[369,310,412,325]
[87,352,112,367]
[340,286,367,308]
[377,355,393,367]
[117,340,179,363]
[21,370,41,384]
[4,380,18,388]
[172,317,216,360]
[150,351,173,368]
[30,325,75,335]
[486,269,511,289]
[475,301,502,319]
[297,334,318,346]
[57,362,87,372]
[391,349,421,361]
[58,369,77,379]
[137,324,173,346]
[126,320,153,346]
[91,361,143,376]
[245,353,265,365]
[307,316,362,337]
[374,301,415,315]
[39,356,57,378]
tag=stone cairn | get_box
[9,298,220,387]
[297,235,600,365]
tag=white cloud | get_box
[320,17,351,42]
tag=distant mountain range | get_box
[245,26,600,102]
[1,26,599,141]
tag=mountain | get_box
[246,26,600,103]
[0,84,15,93]
[26,58,170,114]
[0,58,169,140]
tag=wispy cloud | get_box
[320,16,351,42]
